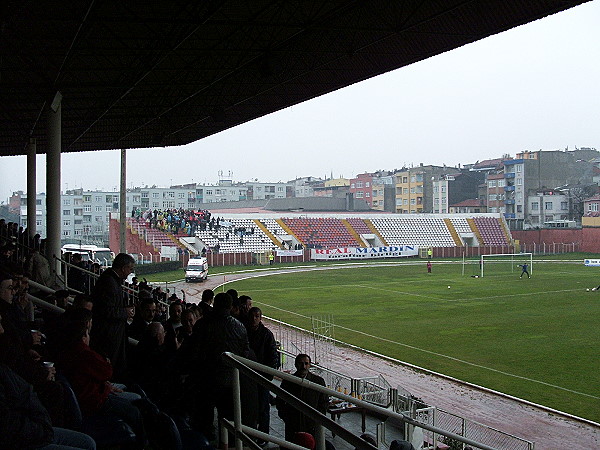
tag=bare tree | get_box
[568,184,599,219]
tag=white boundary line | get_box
[209,261,600,428]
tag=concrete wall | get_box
[511,229,582,246]
[511,228,600,254]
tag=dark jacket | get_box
[277,371,329,438]
[90,269,128,379]
[188,310,251,388]
[0,363,53,449]
[247,322,279,380]
[127,315,153,342]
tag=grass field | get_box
[223,259,600,422]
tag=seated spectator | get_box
[0,362,96,450]
[199,289,214,318]
[164,301,183,335]
[72,293,93,311]
[294,432,315,450]
[125,304,135,326]
[0,309,67,428]
[390,440,416,450]
[58,319,147,446]
[176,308,196,345]
[0,272,41,351]
[129,322,171,401]
[128,297,158,341]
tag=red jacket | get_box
[60,341,112,416]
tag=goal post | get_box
[480,253,533,278]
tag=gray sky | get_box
[2,1,599,202]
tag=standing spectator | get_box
[27,240,53,291]
[68,253,88,293]
[238,295,252,324]
[90,253,135,382]
[277,354,329,441]
[182,292,253,439]
[246,307,279,444]
[199,289,214,318]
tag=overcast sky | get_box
[1,1,599,202]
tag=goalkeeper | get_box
[518,263,530,279]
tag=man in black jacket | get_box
[246,307,279,441]
[277,354,329,441]
[90,253,135,382]
[183,292,253,438]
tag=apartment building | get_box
[527,190,571,226]
[394,165,451,213]
[503,149,597,229]
[245,181,290,200]
[371,174,396,212]
[349,173,374,207]
[432,170,485,214]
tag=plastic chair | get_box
[57,374,137,447]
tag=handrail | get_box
[222,352,499,450]
[28,279,57,295]
[27,279,140,346]
[223,352,374,450]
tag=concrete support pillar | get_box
[46,96,62,276]
[27,138,37,239]
[119,148,127,254]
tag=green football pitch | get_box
[225,259,600,423]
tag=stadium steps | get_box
[364,219,388,246]
[341,219,366,247]
[166,232,187,250]
[123,218,160,255]
[276,219,301,243]
[499,216,513,245]
[466,218,483,245]
[126,219,160,253]
[444,218,463,246]
[254,219,283,248]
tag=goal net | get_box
[480,253,533,278]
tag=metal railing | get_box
[221,352,499,450]
[271,321,534,450]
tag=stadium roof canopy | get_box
[1,0,588,157]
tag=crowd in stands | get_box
[0,220,454,449]
[0,225,319,449]
[131,208,212,236]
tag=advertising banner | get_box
[311,245,418,260]
[276,249,304,257]
[584,259,600,266]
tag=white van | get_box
[61,244,114,266]
[185,257,209,282]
